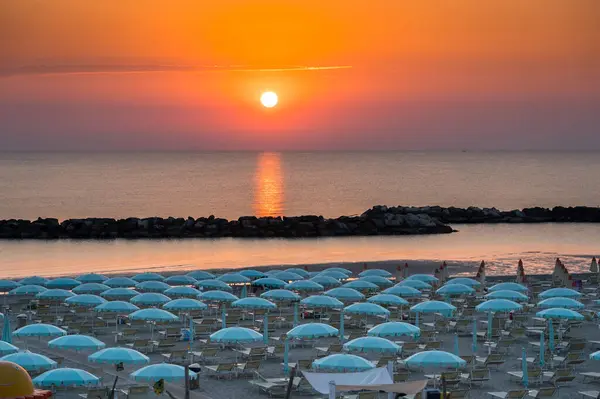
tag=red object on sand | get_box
[363,263,368,270]
[396,265,401,271]
[304,265,308,271]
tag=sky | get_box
[1,0,600,151]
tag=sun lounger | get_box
[461,368,490,387]
[283,359,313,370]
[161,349,187,364]
[546,368,576,386]
[487,389,528,399]
[342,392,378,399]
[119,385,150,399]
[581,372,600,383]
[205,362,235,379]
[475,354,505,368]
[125,339,151,353]
[553,352,585,368]
[527,387,557,398]
[578,392,600,399]
[192,347,219,363]
[236,360,261,377]
[507,369,543,386]
[78,387,109,399]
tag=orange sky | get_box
[1,0,599,150]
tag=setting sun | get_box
[260,92,278,108]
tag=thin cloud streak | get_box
[0,64,353,78]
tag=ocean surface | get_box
[0,151,599,278]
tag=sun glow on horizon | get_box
[260,91,278,108]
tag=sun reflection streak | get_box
[253,152,284,217]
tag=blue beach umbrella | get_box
[342,280,379,292]
[264,270,284,276]
[73,283,110,295]
[1,352,57,371]
[447,278,481,287]
[535,308,584,320]
[9,285,47,296]
[0,280,20,292]
[407,274,439,284]
[344,302,390,316]
[210,327,263,343]
[359,269,392,278]
[396,280,431,290]
[313,354,375,372]
[383,285,422,298]
[66,294,107,308]
[13,323,66,338]
[239,270,266,279]
[252,277,287,289]
[522,347,528,388]
[310,276,342,288]
[359,276,394,288]
[89,347,150,365]
[130,293,172,306]
[367,322,420,339]
[344,336,400,354]
[411,301,456,327]
[33,368,100,387]
[76,273,108,284]
[199,290,239,303]
[485,290,528,302]
[284,323,339,373]
[164,275,197,286]
[48,335,106,351]
[0,341,18,355]
[324,287,365,302]
[232,297,276,343]
[45,278,81,290]
[217,273,251,284]
[164,286,202,298]
[135,281,171,293]
[367,294,409,307]
[285,268,310,278]
[300,295,344,309]
[405,350,466,369]
[285,280,324,293]
[261,289,301,302]
[196,279,233,292]
[104,277,137,288]
[318,271,349,280]
[326,267,353,276]
[37,289,75,300]
[1,315,11,344]
[538,288,582,299]
[186,270,215,281]
[95,300,139,314]
[488,282,527,293]
[131,272,165,282]
[272,271,304,282]
[475,299,522,313]
[100,288,140,300]
[163,298,207,312]
[590,351,600,361]
[19,276,48,286]
[436,284,475,296]
[131,363,197,383]
[129,308,178,322]
[537,297,584,310]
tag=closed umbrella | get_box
[131,363,197,383]
[89,347,150,365]
[48,335,106,351]
[2,313,12,344]
[472,317,477,353]
[1,351,57,371]
[539,330,545,368]
[522,347,528,388]
[33,368,100,387]
[313,354,375,372]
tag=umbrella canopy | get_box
[538,288,582,299]
[285,268,310,278]
[9,285,47,296]
[238,270,266,279]
[411,301,456,316]
[406,274,439,284]
[1,315,10,343]
[344,302,390,316]
[484,290,529,302]
[65,294,107,308]
[285,280,324,292]
[367,294,409,306]
[287,323,339,339]
[475,299,522,313]
[0,280,20,292]
[199,290,239,302]
[131,272,165,282]
[1,352,57,371]
[260,289,301,302]
[310,276,342,288]
[104,277,137,288]
[344,337,400,354]
[73,283,110,295]
[367,322,420,339]
[590,351,600,361]
[89,347,150,365]
[95,301,140,314]
[300,295,344,309]
[19,276,48,286]
[359,269,392,278]
[325,267,353,276]
[232,297,277,310]
[210,327,263,343]
[217,273,251,284]
[186,270,215,281]
[45,278,81,290]
[0,341,19,355]
[313,354,374,372]
[324,288,365,302]
[383,285,422,298]
[100,288,140,300]
[130,293,171,306]
[488,282,527,293]
[163,298,207,312]
[130,363,197,383]
[13,324,66,338]
[446,278,481,287]
[164,286,202,298]
[318,271,349,280]
[251,277,287,289]
[135,281,171,293]
[396,280,431,290]
[33,368,100,387]
[196,279,233,292]
[271,271,304,282]
[129,308,178,322]
[48,335,106,351]
[342,280,379,292]
[359,276,394,288]
[36,289,75,300]
[164,275,197,286]
[404,350,466,369]
[264,270,284,276]
[537,297,584,310]
[535,308,584,320]
[76,273,108,283]
[436,284,475,296]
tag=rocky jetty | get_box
[0,205,598,239]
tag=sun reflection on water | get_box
[253,152,284,217]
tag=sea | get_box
[0,151,599,278]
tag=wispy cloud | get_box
[0,64,353,78]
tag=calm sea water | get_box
[0,151,599,278]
